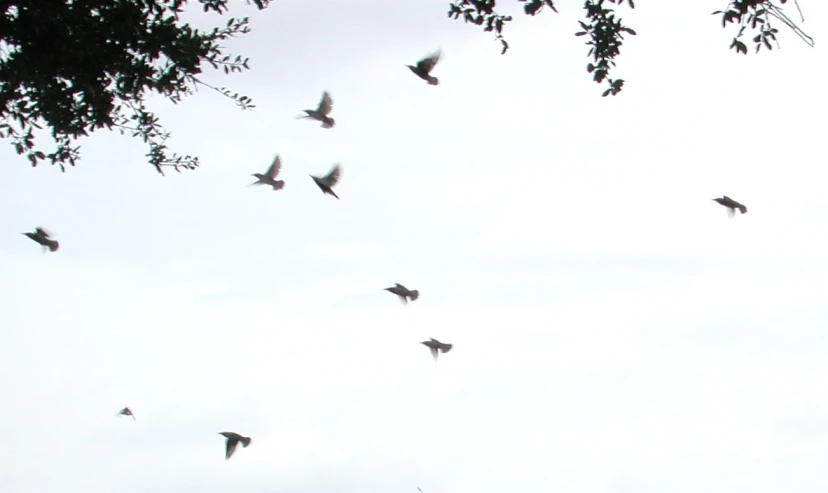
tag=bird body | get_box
[298,91,335,128]
[116,407,135,420]
[250,155,285,190]
[23,227,59,252]
[713,195,747,217]
[310,163,342,199]
[406,50,442,85]
[421,338,452,362]
[384,283,420,305]
[219,431,252,460]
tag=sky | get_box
[1,0,828,492]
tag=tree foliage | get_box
[447,0,813,97]
[0,0,270,175]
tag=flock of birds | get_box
[18,49,457,464]
[18,47,750,465]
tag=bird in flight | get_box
[298,91,335,129]
[116,407,136,420]
[310,163,342,199]
[421,338,453,362]
[250,155,285,191]
[219,431,252,460]
[23,227,59,253]
[406,50,442,85]
[713,195,747,217]
[384,283,420,305]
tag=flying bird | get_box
[384,283,420,305]
[713,195,747,217]
[219,431,252,460]
[310,163,342,199]
[250,155,285,190]
[298,91,335,128]
[406,50,442,85]
[421,338,452,362]
[23,227,59,252]
[116,407,135,420]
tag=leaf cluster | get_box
[447,0,636,96]
[448,0,813,96]
[713,0,812,55]
[0,0,270,174]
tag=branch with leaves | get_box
[447,0,635,96]
[0,0,270,175]
[713,0,813,55]
[448,0,813,96]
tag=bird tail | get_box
[428,77,439,86]
[409,290,419,301]
[241,437,252,448]
[738,205,747,214]
[328,189,340,200]
[441,343,453,354]
[274,180,285,190]
[48,241,59,252]
[322,118,335,129]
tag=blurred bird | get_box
[250,155,285,190]
[713,195,747,217]
[116,407,135,420]
[406,50,442,85]
[219,431,252,460]
[384,283,420,305]
[310,163,342,199]
[298,91,335,128]
[22,227,59,253]
[421,338,452,362]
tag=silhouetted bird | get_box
[406,50,442,85]
[298,91,335,128]
[219,431,252,460]
[310,163,342,199]
[23,227,59,252]
[713,195,747,217]
[421,338,452,362]
[250,155,285,190]
[384,283,420,305]
[116,407,135,420]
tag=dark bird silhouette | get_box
[219,431,252,460]
[421,338,452,362]
[713,195,747,217]
[406,50,442,85]
[298,91,335,128]
[116,407,136,420]
[250,155,285,190]
[310,163,342,199]
[22,227,59,253]
[384,283,420,305]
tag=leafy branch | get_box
[713,0,813,55]
[447,0,636,96]
[0,0,271,175]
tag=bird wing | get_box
[317,91,333,115]
[225,438,238,459]
[35,227,52,239]
[429,346,439,361]
[266,155,282,179]
[324,164,341,187]
[417,51,442,74]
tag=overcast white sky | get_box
[1,1,827,492]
